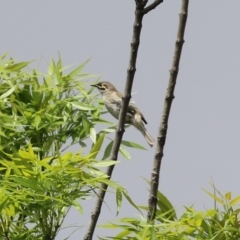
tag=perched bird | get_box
[91,81,155,147]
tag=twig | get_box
[83,1,163,239]
[147,0,189,223]
[143,0,163,14]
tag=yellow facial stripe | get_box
[98,84,106,90]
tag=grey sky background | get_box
[2,1,240,239]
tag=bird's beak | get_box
[91,84,97,87]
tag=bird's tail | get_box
[134,122,155,147]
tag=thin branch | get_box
[83,1,162,239]
[143,0,163,15]
[147,0,189,223]
[83,6,143,240]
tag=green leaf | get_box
[150,225,157,240]
[121,140,147,150]
[0,85,16,100]
[230,195,240,206]
[157,191,177,220]
[203,189,225,205]
[0,52,8,60]
[48,59,54,75]
[90,132,106,158]
[10,176,41,191]
[122,190,142,215]
[35,159,53,171]
[71,102,95,110]
[115,230,133,239]
[102,141,113,160]
[82,114,90,136]
[72,200,83,214]
[89,127,96,143]
[4,61,30,71]
[116,187,122,216]
[0,129,7,137]
[119,145,130,160]
[92,160,119,168]
[4,167,12,179]
[0,196,9,212]
[34,115,41,130]
[67,59,90,78]
[18,150,32,160]
[104,126,117,133]
[52,60,61,84]
[57,52,63,71]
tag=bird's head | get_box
[91,81,117,94]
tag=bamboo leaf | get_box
[0,85,16,100]
[4,61,30,71]
[119,145,130,160]
[92,160,119,168]
[230,195,240,206]
[89,127,96,143]
[157,191,177,220]
[0,52,8,60]
[71,102,95,110]
[48,59,54,75]
[116,187,122,216]
[67,59,90,78]
[203,189,225,205]
[0,196,9,212]
[102,141,113,160]
[122,190,142,215]
[225,191,231,201]
[10,176,41,191]
[121,140,147,150]
[72,200,83,214]
[90,132,105,158]
[34,115,41,130]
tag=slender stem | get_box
[147,0,189,223]
[83,1,163,239]
[143,0,163,14]
[83,8,143,240]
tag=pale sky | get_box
[2,1,240,239]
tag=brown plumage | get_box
[91,81,155,147]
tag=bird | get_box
[91,81,155,147]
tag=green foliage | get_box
[1,55,239,240]
[0,143,118,239]
[101,186,240,240]
[0,54,103,158]
[0,54,148,239]
[0,54,117,239]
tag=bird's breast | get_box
[103,96,120,119]
[103,95,135,123]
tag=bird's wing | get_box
[128,102,148,125]
[113,92,148,125]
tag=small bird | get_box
[91,81,155,147]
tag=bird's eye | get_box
[99,84,106,90]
